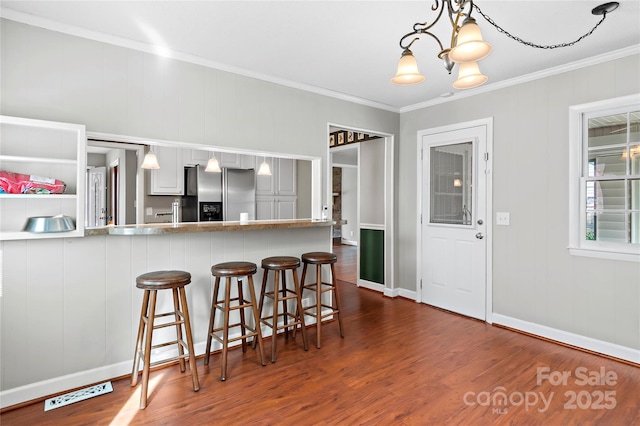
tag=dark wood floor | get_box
[2,246,639,425]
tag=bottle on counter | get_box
[172,199,181,224]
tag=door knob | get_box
[475,232,484,239]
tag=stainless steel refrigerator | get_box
[182,165,255,222]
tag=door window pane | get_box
[430,142,472,225]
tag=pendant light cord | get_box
[473,4,610,50]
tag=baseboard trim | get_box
[492,313,640,365]
[357,279,385,293]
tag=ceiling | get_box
[1,1,639,111]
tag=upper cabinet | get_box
[183,149,254,169]
[0,115,86,240]
[255,157,297,220]
[255,157,297,196]
[148,146,184,195]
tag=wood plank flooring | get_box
[2,246,639,425]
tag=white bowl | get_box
[23,215,75,233]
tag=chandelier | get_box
[391,1,620,89]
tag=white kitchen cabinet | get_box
[255,157,297,196]
[256,196,297,220]
[254,156,297,220]
[148,146,184,195]
[183,148,209,166]
[0,115,86,240]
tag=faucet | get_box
[155,199,181,224]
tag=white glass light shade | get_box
[141,150,160,169]
[204,155,221,172]
[453,61,488,89]
[257,160,272,176]
[391,51,425,85]
[449,18,492,63]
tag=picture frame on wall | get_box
[337,132,345,145]
[329,134,335,146]
[357,132,365,141]
[347,131,354,143]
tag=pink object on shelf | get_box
[0,170,66,194]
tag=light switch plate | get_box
[496,212,510,226]
[146,207,153,216]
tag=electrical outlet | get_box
[496,212,510,226]
[146,207,153,216]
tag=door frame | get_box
[416,118,493,323]
[328,123,395,294]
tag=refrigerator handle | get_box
[222,168,228,221]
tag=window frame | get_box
[568,94,640,262]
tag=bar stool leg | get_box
[179,286,200,391]
[140,290,157,409]
[131,290,150,386]
[204,277,221,366]
[270,270,281,362]
[315,264,323,349]
[221,277,232,381]
[330,263,344,338]
[171,288,186,373]
[292,267,309,351]
[247,274,266,366]
[238,279,247,353]
[280,270,290,339]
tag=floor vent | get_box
[44,382,113,411]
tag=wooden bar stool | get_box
[299,252,344,349]
[253,256,308,362]
[205,261,266,381]
[131,270,199,409]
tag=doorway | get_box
[417,118,493,321]
[328,125,395,294]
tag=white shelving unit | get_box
[0,115,86,240]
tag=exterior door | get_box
[420,125,488,320]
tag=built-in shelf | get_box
[0,115,86,240]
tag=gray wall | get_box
[0,18,399,398]
[360,138,385,225]
[399,55,640,351]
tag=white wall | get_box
[359,138,385,225]
[341,167,358,245]
[399,54,640,356]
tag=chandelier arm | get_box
[399,28,445,53]
[473,4,609,49]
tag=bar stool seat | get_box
[205,261,266,381]
[254,256,308,362]
[300,252,344,349]
[131,270,199,409]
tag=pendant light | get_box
[257,156,272,176]
[391,0,619,91]
[141,146,160,169]
[205,151,221,173]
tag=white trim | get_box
[357,279,385,293]
[327,123,395,293]
[416,118,494,323]
[568,94,640,261]
[492,314,640,365]
[4,8,636,115]
[0,360,130,410]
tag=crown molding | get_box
[2,8,638,116]
[0,8,400,113]
[400,45,640,113]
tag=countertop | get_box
[85,218,337,236]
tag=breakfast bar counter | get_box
[84,218,335,236]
